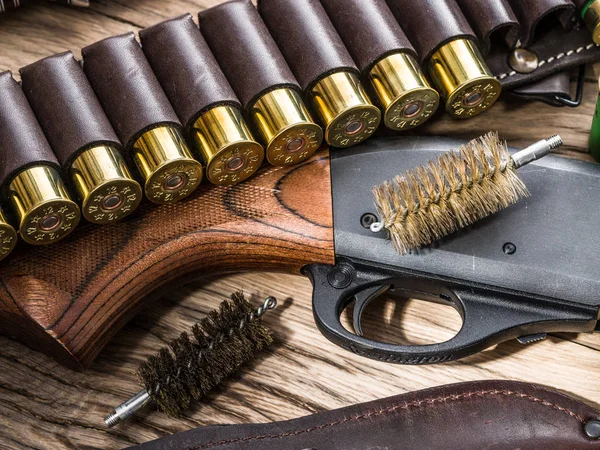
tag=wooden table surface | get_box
[1,1,600,448]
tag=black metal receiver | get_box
[306,136,600,364]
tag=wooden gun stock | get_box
[0,152,334,370]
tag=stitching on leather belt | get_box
[496,42,599,80]
[185,389,589,449]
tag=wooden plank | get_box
[0,1,600,449]
[0,0,227,73]
[90,0,222,27]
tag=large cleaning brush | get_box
[104,292,277,427]
[371,132,563,254]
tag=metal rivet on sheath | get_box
[585,420,600,439]
[508,48,539,74]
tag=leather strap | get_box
[198,0,300,110]
[386,0,477,65]
[320,0,416,74]
[511,71,573,105]
[82,33,182,153]
[126,380,600,450]
[488,27,600,89]
[20,51,122,169]
[140,14,241,134]
[258,0,360,91]
[455,0,520,55]
[0,71,60,192]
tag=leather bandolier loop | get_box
[199,0,324,164]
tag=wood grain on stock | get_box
[1,1,600,449]
[0,153,334,369]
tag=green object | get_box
[582,0,596,19]
[590,83,600,162]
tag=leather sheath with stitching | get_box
[126,380,600,450]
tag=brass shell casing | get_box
[0,207,17,262]
[251,88,323,166]
[8,165,81,245]
[583,0,600,45]
[309,71,382,148]
[71,145,142,224]
[427,39,501,119]
[132,126,204,204]
[191,105,264,186]
[369,53,440,131]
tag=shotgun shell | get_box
[309,71,381,148]
[191,105,264,186]
[0,207,17,262]
[70,145,142,223]
[369,53,440,130]
[251,88,323,166]
[131,126,203,204]
[8,165,80,245]
[198,2,323,166]
[20,52,142,225]
[427,38,501,119]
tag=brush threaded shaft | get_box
[105,390,151,428]
[511,135,563,169]
[372,132,562,254]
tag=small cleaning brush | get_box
[104,292,277,427]
[371,132,563,254]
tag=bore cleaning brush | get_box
[104,293,277,427]
[371,132,563,254]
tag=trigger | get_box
[353,285,391,336]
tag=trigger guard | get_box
[305,261,597,365]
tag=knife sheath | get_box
[126,380,600,450]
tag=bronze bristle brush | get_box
[371,132,563,254]
[105,292,277,427]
